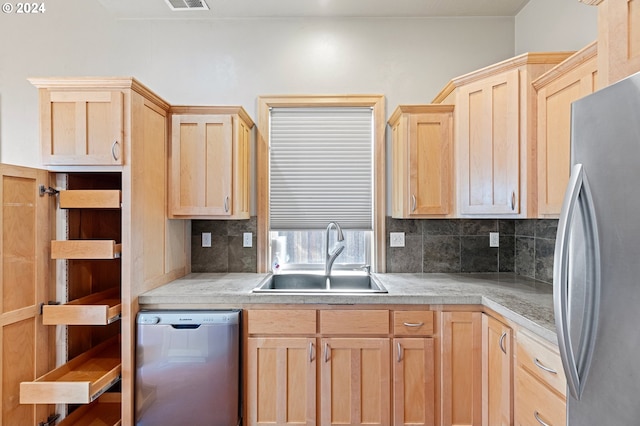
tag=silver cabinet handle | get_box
[224,196,230,213]
[499,331,507,354]
[534,358,557,375]
[554,163,600,400]
[397,342,403,362]
[411,194,417,212]
[534,411,551,426]
[403,322,424,327]
[510,191,516,211]
[324,342,329,363]
[309,341,314,363]
[111,140,120,161]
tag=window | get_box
[257,95,386,273]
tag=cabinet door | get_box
[409,113,453,216]
[537,55,597,216]
[441,311,482,426]
[320,338,390,426]
[40,90,124,165]
[482,314,512,426]
[233,117,251,219]
[247,337,317,426]
[598,0,640,86]
[169,114,233,217]
[458,69,520,215]
[0,164,53,425]
[393,338,435,426]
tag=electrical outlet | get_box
[390,232,405,247]
[243,232,253,248]
[202,232,212,248]
[489,232,499,248]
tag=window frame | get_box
[256,95,386,273]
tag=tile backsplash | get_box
[190,216,557,284]
[386,218,558,284]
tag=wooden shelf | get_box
[20,336,121,404]
[43,288,121,325]
[58,393,121,426]
[51,240,121,259]
[59,190,122,209]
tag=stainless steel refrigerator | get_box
[554,71,640,425]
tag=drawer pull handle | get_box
[403,322,424,327]
[397,342,403,362]
[309,341,314,363]
[499,331,507,354]
[534,358,558,375]
[534,411,551,426]
[324,342,330,363]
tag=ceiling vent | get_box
[164,0,209,11]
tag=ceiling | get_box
[97,0,532,19]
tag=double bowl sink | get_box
[252,272,387,294]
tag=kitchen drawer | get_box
[20,336,121,404]
[51,240,122,259]
[59,189,122,209]
[320,309,389,335]
[57,393,121,426]
[516,330,566,396]
[393,310,434,336]
[247,309,316,335]
[43,288,121,325]
[515,364,566,426]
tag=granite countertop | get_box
[139,272,557,343]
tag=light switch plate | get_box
[243,232,253,248]
[489,232,499,248]
[202,232,212,248]
[390,232,405,247]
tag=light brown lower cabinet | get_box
[441,311,483,426]
[393,338,435,426]
[320,337,391,426]
[514,330,566,426]
[482,314,512,426]
[246,337,317,425]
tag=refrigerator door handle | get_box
[554,163,601,400]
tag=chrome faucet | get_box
[325,221,345,276]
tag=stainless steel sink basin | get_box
[252,273,387,294]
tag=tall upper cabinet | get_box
[433,52,573,217]
[533,42,598,217]
[6,77,189,426]
[168,106,253,219]
[582,0,640,87]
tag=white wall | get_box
[515,0,597,53]
[0,0,517,168]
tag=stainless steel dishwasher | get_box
[135,310,241,426]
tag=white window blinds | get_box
[269,107,373,230]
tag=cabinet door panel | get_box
[482,314,512,426]
[320,338,390,426]
[247,337,316,426]
[441,311,482,426]
[0,165,52,425]
[170,114,232,216]
[393,338,435,426]
[458,70,519,214]
[43,90,124,165]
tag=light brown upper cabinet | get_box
[533,42,598,217]
[389,105,454,218]
[30,82,125,165]
[582,0,640,87]
[169,106,253,219]
[433,52,573,217]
